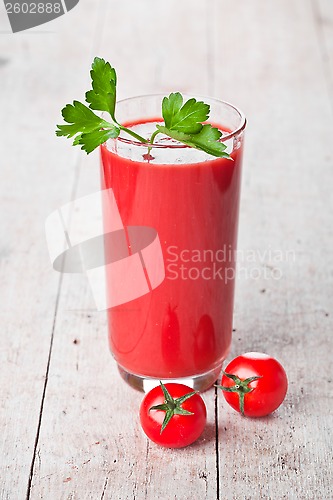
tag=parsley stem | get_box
[119,125,147,144]
[149,129,160,145]
[146,128,162,155]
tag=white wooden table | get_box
[1,1,332,499]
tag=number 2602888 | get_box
[5,3,62,14]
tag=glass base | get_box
[117,364,222,393]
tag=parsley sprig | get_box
[56,57,230,158]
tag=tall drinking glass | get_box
[100,94,246,391]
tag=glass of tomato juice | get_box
[100,94,246,392]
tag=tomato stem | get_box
[149,381,197,433]
[216,371,262,416]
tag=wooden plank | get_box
[212,0,333,498]
[0,2,106,499]
[315,0,333,105]
[99,0,211,99]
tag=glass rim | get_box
[113,93,247,149]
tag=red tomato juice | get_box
[100,119,243,379]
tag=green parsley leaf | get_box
[156,123,230,158]
[85,57,117,121]
[162,92,209,134]
[182,124,230,157]
[156,92,231,157]
[56,57,147,153]
[56,100,108,135]
[56,100,120,154]
[56,57,231,157]
[76,128,120,154]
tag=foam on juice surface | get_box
[109,122,233,165]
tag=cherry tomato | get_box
[140,382,207,448]
[218,352,288,417]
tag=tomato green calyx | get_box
[149,382,198,434]
[216,371,263,416]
